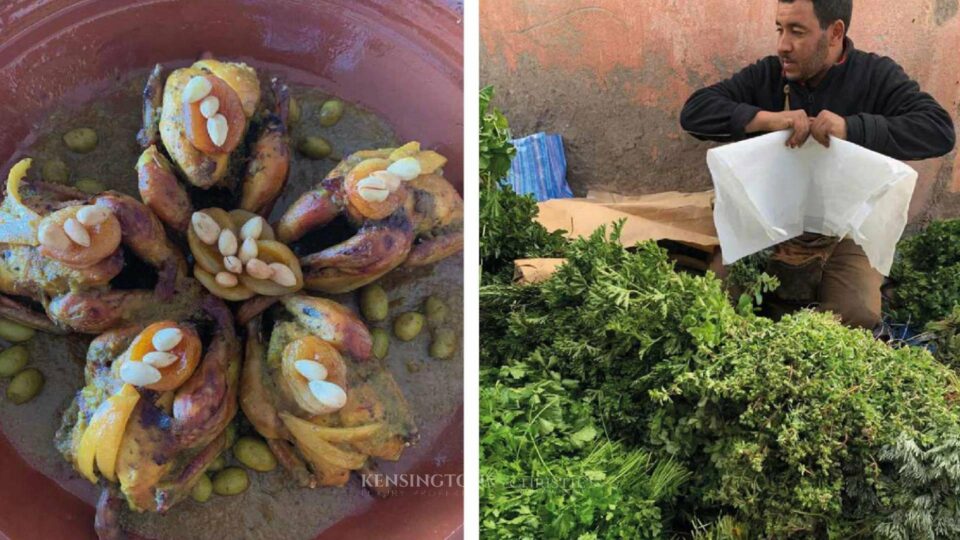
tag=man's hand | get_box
[746,110,812,148]
[810,110,847,147]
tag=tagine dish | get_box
[0,55,462,540]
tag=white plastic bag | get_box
[707,131,917,275]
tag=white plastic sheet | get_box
[707,131,917,275]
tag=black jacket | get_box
[679,39,956,161]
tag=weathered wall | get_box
[481,0,960,221]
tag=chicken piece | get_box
[239,78,291,216]
[139,60,292,231]
[157,59,260,189]
[240,294,416,489]
[0,160,194,334]
[276,143,463,293]
[56,295,240,538]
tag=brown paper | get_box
[536,190,719,252]
[512,258,566,285]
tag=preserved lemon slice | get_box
[76,384,140,483]
[195,266,256,301]
[238,240,303,296]
[280,412,367,470]
[0,159,42,246]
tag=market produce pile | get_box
[480,88,960,539]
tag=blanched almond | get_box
[199,96,220,119]
[64,218,90,247]
[207,114,228,147]
[224,256,243,274]
[143,351,179,368]
[387,157,421,181]
[215,271,239,288]
[358,187,389,202]
[218,229,238,256]
[370,170,402,191]
[357,175,387,191]
[356,175,390,201]
[184,76,213,103]
[120,361,162,386]
[152,327,183,352]
[38,222,71,251]
[294,360,328,381]
[238,237,258,263]
[76,206,111,227]
[240,216,264,240]
[245,258,273,280]
[308,380,347,411]
[192,212,221,245]
[268,263,297,287]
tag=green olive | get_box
[393,312,425,342]
[212,467,249,496]
[0,319,35,343]
[318,99,344,127]
[224,423,238,448]
[360,284,389,322]
[297,136,332,160]
[0,346,29,377]
[429,328,458,360]
[63,128,98,154]
[424,296,448,327]
[288,96,301,125]
[371,328,390,360]
[233,436,277,472]
[191,474,213,502]
[406,360,422,373]
[7,368,43,404]
[42,158,69,183]
[207,454,226,473]
[75,178,105,195]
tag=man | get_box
[680,0,955,329]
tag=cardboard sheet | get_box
[535,190,719,252]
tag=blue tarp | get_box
[506,133,574,202]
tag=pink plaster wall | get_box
[481,0,960,221]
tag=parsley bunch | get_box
[479,87,566,284]
[889,219,960,327]
[480,360,688,539]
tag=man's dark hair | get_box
[780,0,852,34]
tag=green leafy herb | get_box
[889,219,960,326]
[480,360,688,539]
[479,87,567,284]
[481,223,960,538]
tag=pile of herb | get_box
[889,219,960,327]
[479,359,688,539]
[481,224,960,538]
[479,87,566,283]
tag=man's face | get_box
[776,0,830,82]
